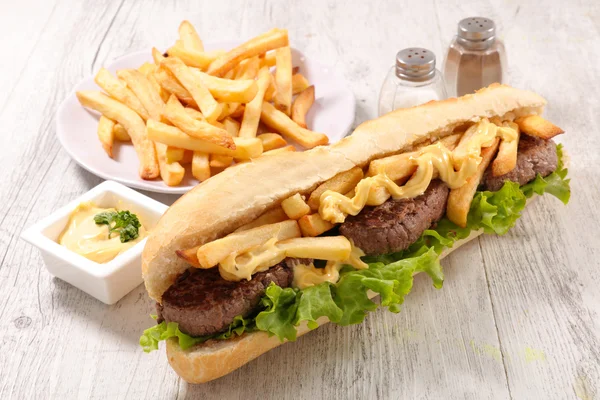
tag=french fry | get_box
[154,66,197,106]
[139,63,171,102]
[97,116,115,157]
[165,146,185,163]
[298,213,335,237]
[239,67,271,138]
[164,95,234,148]
[195,220,300,268]
[207,28,289,77]
[307,167,364,210]
[152,47,166,65]
[230,105,245,119]
[184,107,205,120]
[447,138,500,227]
[189,69,258,103]
[235,56,260,80]
[113,123,130,141]
[116,69,166,122]
[147,119,262,159]
[223,117,240,137]
[291,85,315,128]
[175,247,202,268]
[262,145,296,156]
[263,73,277,101]
[155,142,185,186]
[234,207,288,232]
[94,68,149,120]
[167,44,223,69]
[281,193,311,219]
[191,151,210,181]
[178,20,204,51]
[76,91,159,179]
[276,236,351,261]
[261,51,276,68]
[180,150,193,164]
[292,73,310,94]
[515,115,564,139]
[210,154,233,168]
[161,57,222,122]
[492,122,520,177]
[257,133,287,151]
[260,101,328,148]
[274,46,292,114]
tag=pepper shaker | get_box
[443,17,507,97]
[378,48,447,116]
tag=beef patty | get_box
[483,135,557,191]
[339,180,449,256]
[157,261,293,337]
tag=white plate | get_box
[56,41,356,194]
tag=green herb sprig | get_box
[94,210,141,243]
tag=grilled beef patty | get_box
[339,180,449,256]
[483,135,558,191]
[157,262,293,337]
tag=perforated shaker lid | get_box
[458,17,496,41]
[395,48,436,82]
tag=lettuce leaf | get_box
[139,314,255,353]
[141,144,570,350]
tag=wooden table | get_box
[1,1,598,398]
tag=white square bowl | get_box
[21,180,168,304]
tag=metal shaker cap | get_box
[395,48,436,82]
[457,17,496,49]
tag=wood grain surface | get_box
[0,0,598,399]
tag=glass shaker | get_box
[378,48,447,116]
[443,17,507,97]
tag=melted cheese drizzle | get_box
[319,118,518,224]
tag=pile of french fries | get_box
[77,22,328,186]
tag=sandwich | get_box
[139,84,570,383]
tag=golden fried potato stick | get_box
[291,85,315,129]
[274,46,292,114]
[281,193,311,220]
[97,116,115,157]
[189,69,258,103]
[191,151,211,181]
[161,57,222,122]
[117,69,166,122]
[292,73,310,94]
[492,122,520,177]
[447,138,500,227]
[239,66,271,138]
[155,142,185,186]
[167,44,223,70]
[298,214,335,237]
[307,167,364,210]
[147,119,262,159]
[165,146,185,163]
[223,117,240,137]
[163,95,234,149]
[178,20,204,51]
[261,51,276,68]
[210,154,233,168]
[94,68,149,120]
[76,91,159,179]
[515,115,564,139]
[260,101,328,148]
[113,123,130,141]
[257,133,287,151]
[138,63,170,102]
[261,145,296,156]
[154,66,197,107]
[195,220,301,268]
[207,28,289,77]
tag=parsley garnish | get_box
[93,210,141,243]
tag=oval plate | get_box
[56,41,356,194]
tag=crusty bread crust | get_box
[166,229,483,383]
[142,84,546,302]
[141,84,549,384]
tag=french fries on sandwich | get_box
[138,84,570,383]
[77,21,325,186]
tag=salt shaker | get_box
[443,17,507,97]
[378,48,447,116]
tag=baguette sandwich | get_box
[139,84,570,383]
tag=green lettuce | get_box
[141,144,570,350]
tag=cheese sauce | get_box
[319,118,518,223]
[58,202,147,264]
